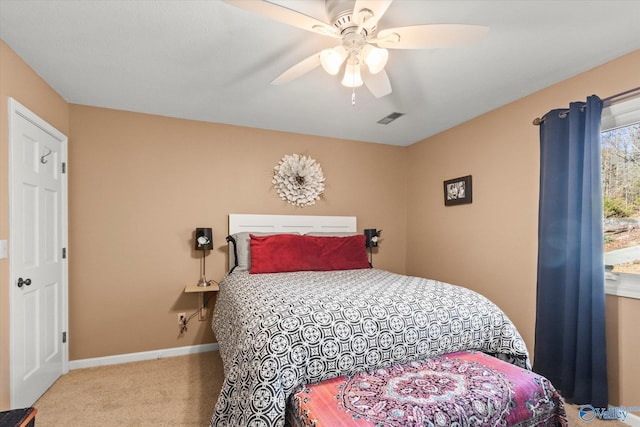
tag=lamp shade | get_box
[364,229,381,248]
[195,228,213,250]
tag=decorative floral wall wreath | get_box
[272,154,325,207]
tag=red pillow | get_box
[249,234,370,274]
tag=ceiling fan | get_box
[224,0,489,101]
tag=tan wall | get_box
[0,40,70,409]
[406,49,640,406]
[67,105,407,360]
[606,295,640,406]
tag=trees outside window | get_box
[602,122,640,273]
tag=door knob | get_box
[17,277,31,288]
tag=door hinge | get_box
[62,162,66,173]
[62,248,67,259]
[62,332,67,343]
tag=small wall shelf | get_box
[184,283,219,293]
[184,283,219,320]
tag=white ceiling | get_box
[1,0,639,146]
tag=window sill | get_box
[605,272,640,299]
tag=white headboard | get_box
[228,214,357,235]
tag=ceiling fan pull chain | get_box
[352,88,356,106]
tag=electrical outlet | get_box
[178,313,186,325]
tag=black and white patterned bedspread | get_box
[210,269,530,427]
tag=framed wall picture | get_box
[444,175,472,206]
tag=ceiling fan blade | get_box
[363,69,392,98]
[375,24,489,49]
[353,0,393,28]
[271,52,322,85]
[224,0,339,38]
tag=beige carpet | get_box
[34,350,625,426]
[34,351,224,426]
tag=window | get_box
[602,95,640,299]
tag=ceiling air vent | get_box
[377,112,404,125]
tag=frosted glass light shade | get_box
[341,62,363,87]
[320,46,347,75]
[362,44,389,74]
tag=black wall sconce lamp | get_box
[364,228,381,267]
[195,227,213,287]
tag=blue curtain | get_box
[534,95,608,407]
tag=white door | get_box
[9,98,68,408]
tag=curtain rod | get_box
[532,86,640,126]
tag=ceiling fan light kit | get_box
[319,28,389,87]
[225,0,489,101]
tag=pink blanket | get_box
[289,350,567,427]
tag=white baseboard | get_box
[624,412,640,427]
[69,343,219,370]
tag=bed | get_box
[210,215,566,427]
